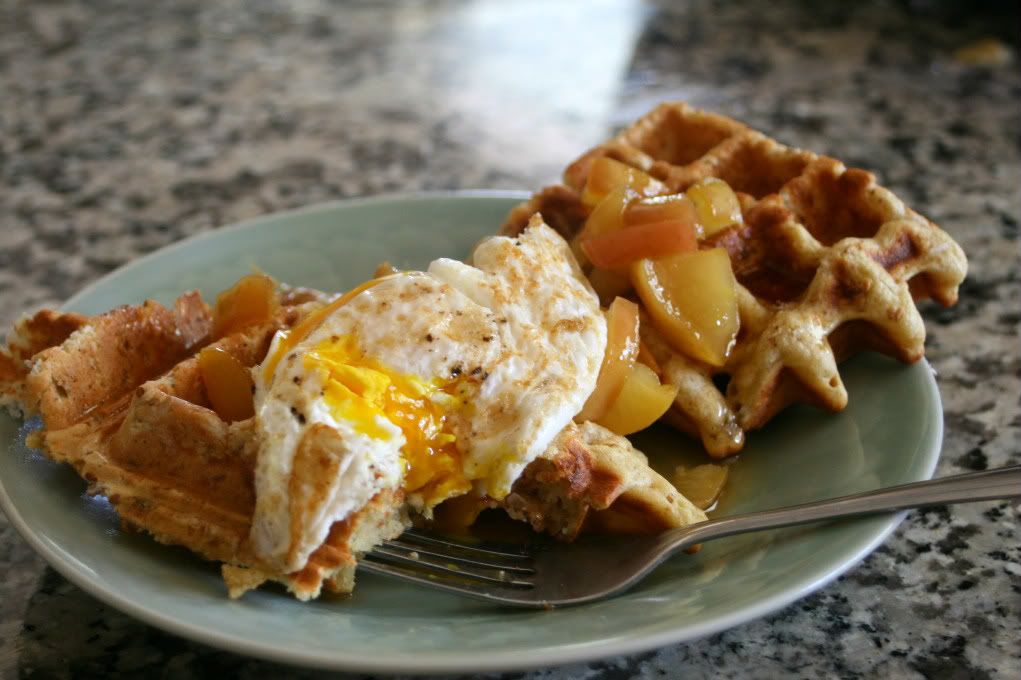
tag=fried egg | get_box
[251,222,606,572]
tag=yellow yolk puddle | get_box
[262,276,394,382]
[303,334,471,508]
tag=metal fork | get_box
[360,466,1021,608]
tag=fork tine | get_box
[382,539,536,574]
[367,547,535,587]
[397,530,532,559]
[359,558,541,604]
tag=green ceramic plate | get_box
[0,193,942,674]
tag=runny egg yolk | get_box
[262,276,393,382]
[303,334,471,507]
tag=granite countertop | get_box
[1,0,1019,677]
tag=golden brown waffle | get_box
[501,421,706,539]
[503,102,968,457]
[3,291,411,600]
[2,279,707,600]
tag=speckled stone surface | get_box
[1,0,1019,677]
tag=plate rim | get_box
[0,192,944,674]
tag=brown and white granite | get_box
[1,0,1019,677]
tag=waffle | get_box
[3,290,404,600]
[502,102,968,457]
[2,278,705,600]
[0,309,88,415]
[501,420,706,539]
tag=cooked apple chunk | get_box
[631,248,739,367]
[596,362,678,436]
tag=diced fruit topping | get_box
[212,273,279,339]
[581,220,697,269]
[587,267,633,305]
[570,175,743,437]
[595,362,679,436]
[579,184,632,240]
[685,178,743,237]
[672,463,730,510]
[636,338,662,377]
[576,189,702,271]
[573,184,633,268]
[198,346,256,422]
[624,194,699,232]
[581,157,666,208]
[630,248,739,367]
[577,297,640,422]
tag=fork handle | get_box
[677,465,1021,548]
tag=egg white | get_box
[251,222,606,572]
